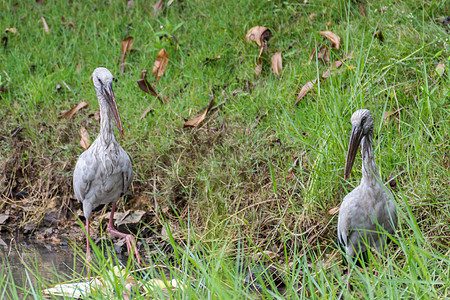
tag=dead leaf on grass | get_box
[76,61,82,73]
[5,28,17,34]
[295,79,317,105]
[435,63,445,77]
[153,0,164,17]
[60,101,88,119]
[383,108,405,124]
[79,126,90,150]
[245,26,272,50]
[41,17,49,34]
[120,36,134,74]
[255,56,263,76]
[374,30,384,42]
[328,206,340,215]
[309,42,331,64]
[183,97,215,128]
[321,52,355,79]
[309,13,315,21]
[153,48,169,80]
[271,51,282,76]
[318,31,340,49]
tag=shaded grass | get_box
[0,0,450,298]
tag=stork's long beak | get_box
[103,83,124,137]
[344,124,363,180]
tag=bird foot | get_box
[107,225,142,265]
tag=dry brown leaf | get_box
[318,31,340,49]
[5,28,17,34]
[245,26,272,50]
[94,110,100,122]
[153,48,169,80]
[79,126,90,150]
[41,17,49,34]
[255,56,263,76]
[184,98,215,128]
[435,63,445,77]
[137,78,165,104]
[295,79,317,105]
[326,21,332,26]
[383,108,405,124]
[321,52,355,79]
[153,0,164,17]
[76,61,82,74]
[309,13,315,21]
[271,51,282,76]
[120,36,134,74]
[60,101,88,119]
[328,206,340,215]
[374,30,384,42]
[308,42,330,64]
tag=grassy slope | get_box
[0,0,449,298]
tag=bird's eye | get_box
[361,116,367,124]
[98,78,103,85]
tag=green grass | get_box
[1,0,450,298]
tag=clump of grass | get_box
[1,0,450,298]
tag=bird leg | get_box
[85,218,92,278]
[107,202,142,265]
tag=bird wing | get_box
[119,146,133,197]
[73,149,97,203]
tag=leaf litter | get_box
[153,48,169,80]
[184,96,215,128]
[120,36,134,74]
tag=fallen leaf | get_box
[153,0,164,17]
[435,63,445,77]
[76,61,82,73]
[255,56,263,76]
[318,31,340,49]
[245,26,272,50]
[153,48,169,80]
[137,78,165,105]
[309,42,330,64]
[5,28,17,34]
[309,13,315,21]
[41,16,49,34]
[184,97,215,128]
[60,101,88,119]
[79,126,90,150]
[321,52,355,79]
[271,51,282,76]
[295,79,317,105]
[328,206,340,215]
[326,21,332,26]
[383,108,405,124]
[120,36,134,74]
[374,30,384,42]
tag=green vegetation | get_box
[0,0,449,298]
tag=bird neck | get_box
[360,134,381,186]
[98,97,117,145]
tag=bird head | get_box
[91,67,124,137]
[344,109,374,180]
